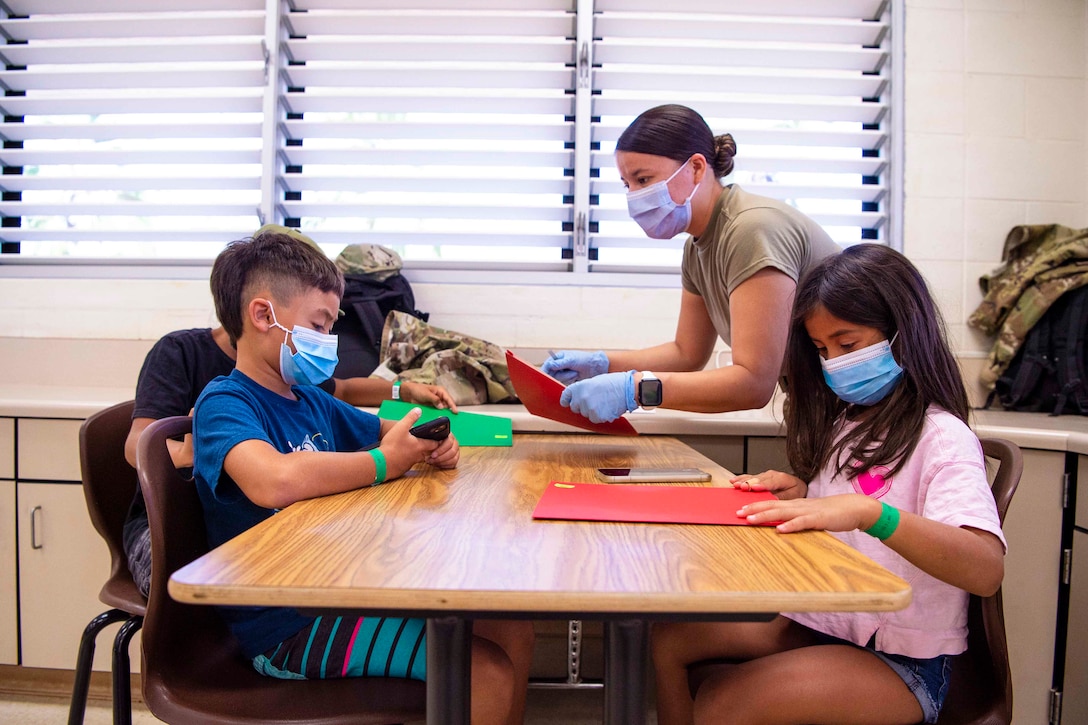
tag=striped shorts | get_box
[252,615,427,681]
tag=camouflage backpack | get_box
[986,284,1088,416]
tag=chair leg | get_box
[67,609,133,725]
[111,616,143,725]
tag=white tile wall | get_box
[905,0,1088,365]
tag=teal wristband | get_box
[392,380,402,400]
[864,501,900,541]
[368,448,387,485]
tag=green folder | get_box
[377,400,513,447]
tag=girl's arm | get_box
[223,410,455,510]
[607,268,797,413]
[739,494,1005,597]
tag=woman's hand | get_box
[738,493,881,534]
[401,381,459,413]
[542,350,609,384]
[730,469,807,500]
[559,371,637,423]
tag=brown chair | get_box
[936,436,1022,725]
[687,437,1023,725]
[135,415,426,725]
[69,400,146,725]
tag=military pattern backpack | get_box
[987,285,1088,416]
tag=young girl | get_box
[652,244,1007,725]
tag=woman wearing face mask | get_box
[543,104,841,422]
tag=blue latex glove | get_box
[559,371,637,424]
[541,350,609,385]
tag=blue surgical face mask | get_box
[625,158,700,239]
[267,302,339,386]
[820,333,903,406]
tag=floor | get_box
[0,679,643,724]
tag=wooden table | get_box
[171,434,910,724]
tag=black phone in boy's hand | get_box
[409,417,451,441]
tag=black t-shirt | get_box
[133,328,236,421]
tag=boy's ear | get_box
[247,297,276,333]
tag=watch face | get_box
[640,378,663,407]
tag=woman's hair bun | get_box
[713,133,736,178]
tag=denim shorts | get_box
[807,629,952,724]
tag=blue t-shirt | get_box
[193,369,381,658]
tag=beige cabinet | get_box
[16,418,137,673]
[0,418,16,665]
[1062,456,1088,724]
[1002,449,1066,725]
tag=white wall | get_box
[1,0,1085,399]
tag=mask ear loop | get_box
[264,299,293,348]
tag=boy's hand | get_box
[730,469,808,500]
[401,381,459,413]
[426,433,460,469]
[737,493,882,534]
[377,408,442,479]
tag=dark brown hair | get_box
[616,104,736,178]
[211,231,344,347]
[784,244,969,482]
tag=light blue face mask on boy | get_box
[267,302,339,386]
[820,333,903,406]
[625,158,700,239]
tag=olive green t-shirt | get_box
[680,184,840,344]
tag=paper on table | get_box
[532,481,778,526]
[377,400,513,447]
[506,350,638,436]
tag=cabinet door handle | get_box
[30,505,43,549]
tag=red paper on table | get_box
[532,481,778,526]
[506,350,638,436]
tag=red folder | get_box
[506,350,638,436]
[532,481,778,526]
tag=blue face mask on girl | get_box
[267,302,339,386]
[625,158,700,239]
[820,333,903,406]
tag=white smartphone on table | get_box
[595,467,712,483]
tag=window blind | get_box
[0,0,267,258]
[0,0,897,272]
[274,0,577,268]
[590,0,892,270]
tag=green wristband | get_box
[864,501,900,541]
[368,448,387,485]
[392,380,402,400]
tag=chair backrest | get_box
[79,399,146,614]
[937,436,1022,725]
[135,415,425,725]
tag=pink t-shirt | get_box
[785,407,1007,659]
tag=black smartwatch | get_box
[637,371,662,409]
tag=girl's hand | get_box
[731,469,808,500]
[401,381,459,413]
[426,433,460,469]
[738,493,881,534]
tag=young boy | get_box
[192,232,532,724]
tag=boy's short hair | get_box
[211,231,345,346]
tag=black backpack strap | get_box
[1053,286,1088,415]
[1006,316,1051,409]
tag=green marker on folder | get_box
[377,400,513,447]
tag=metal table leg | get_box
[603,619,648,725]
[426,617,472,725]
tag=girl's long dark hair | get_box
[785,244,969,481]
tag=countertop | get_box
[2,385,1087,456]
